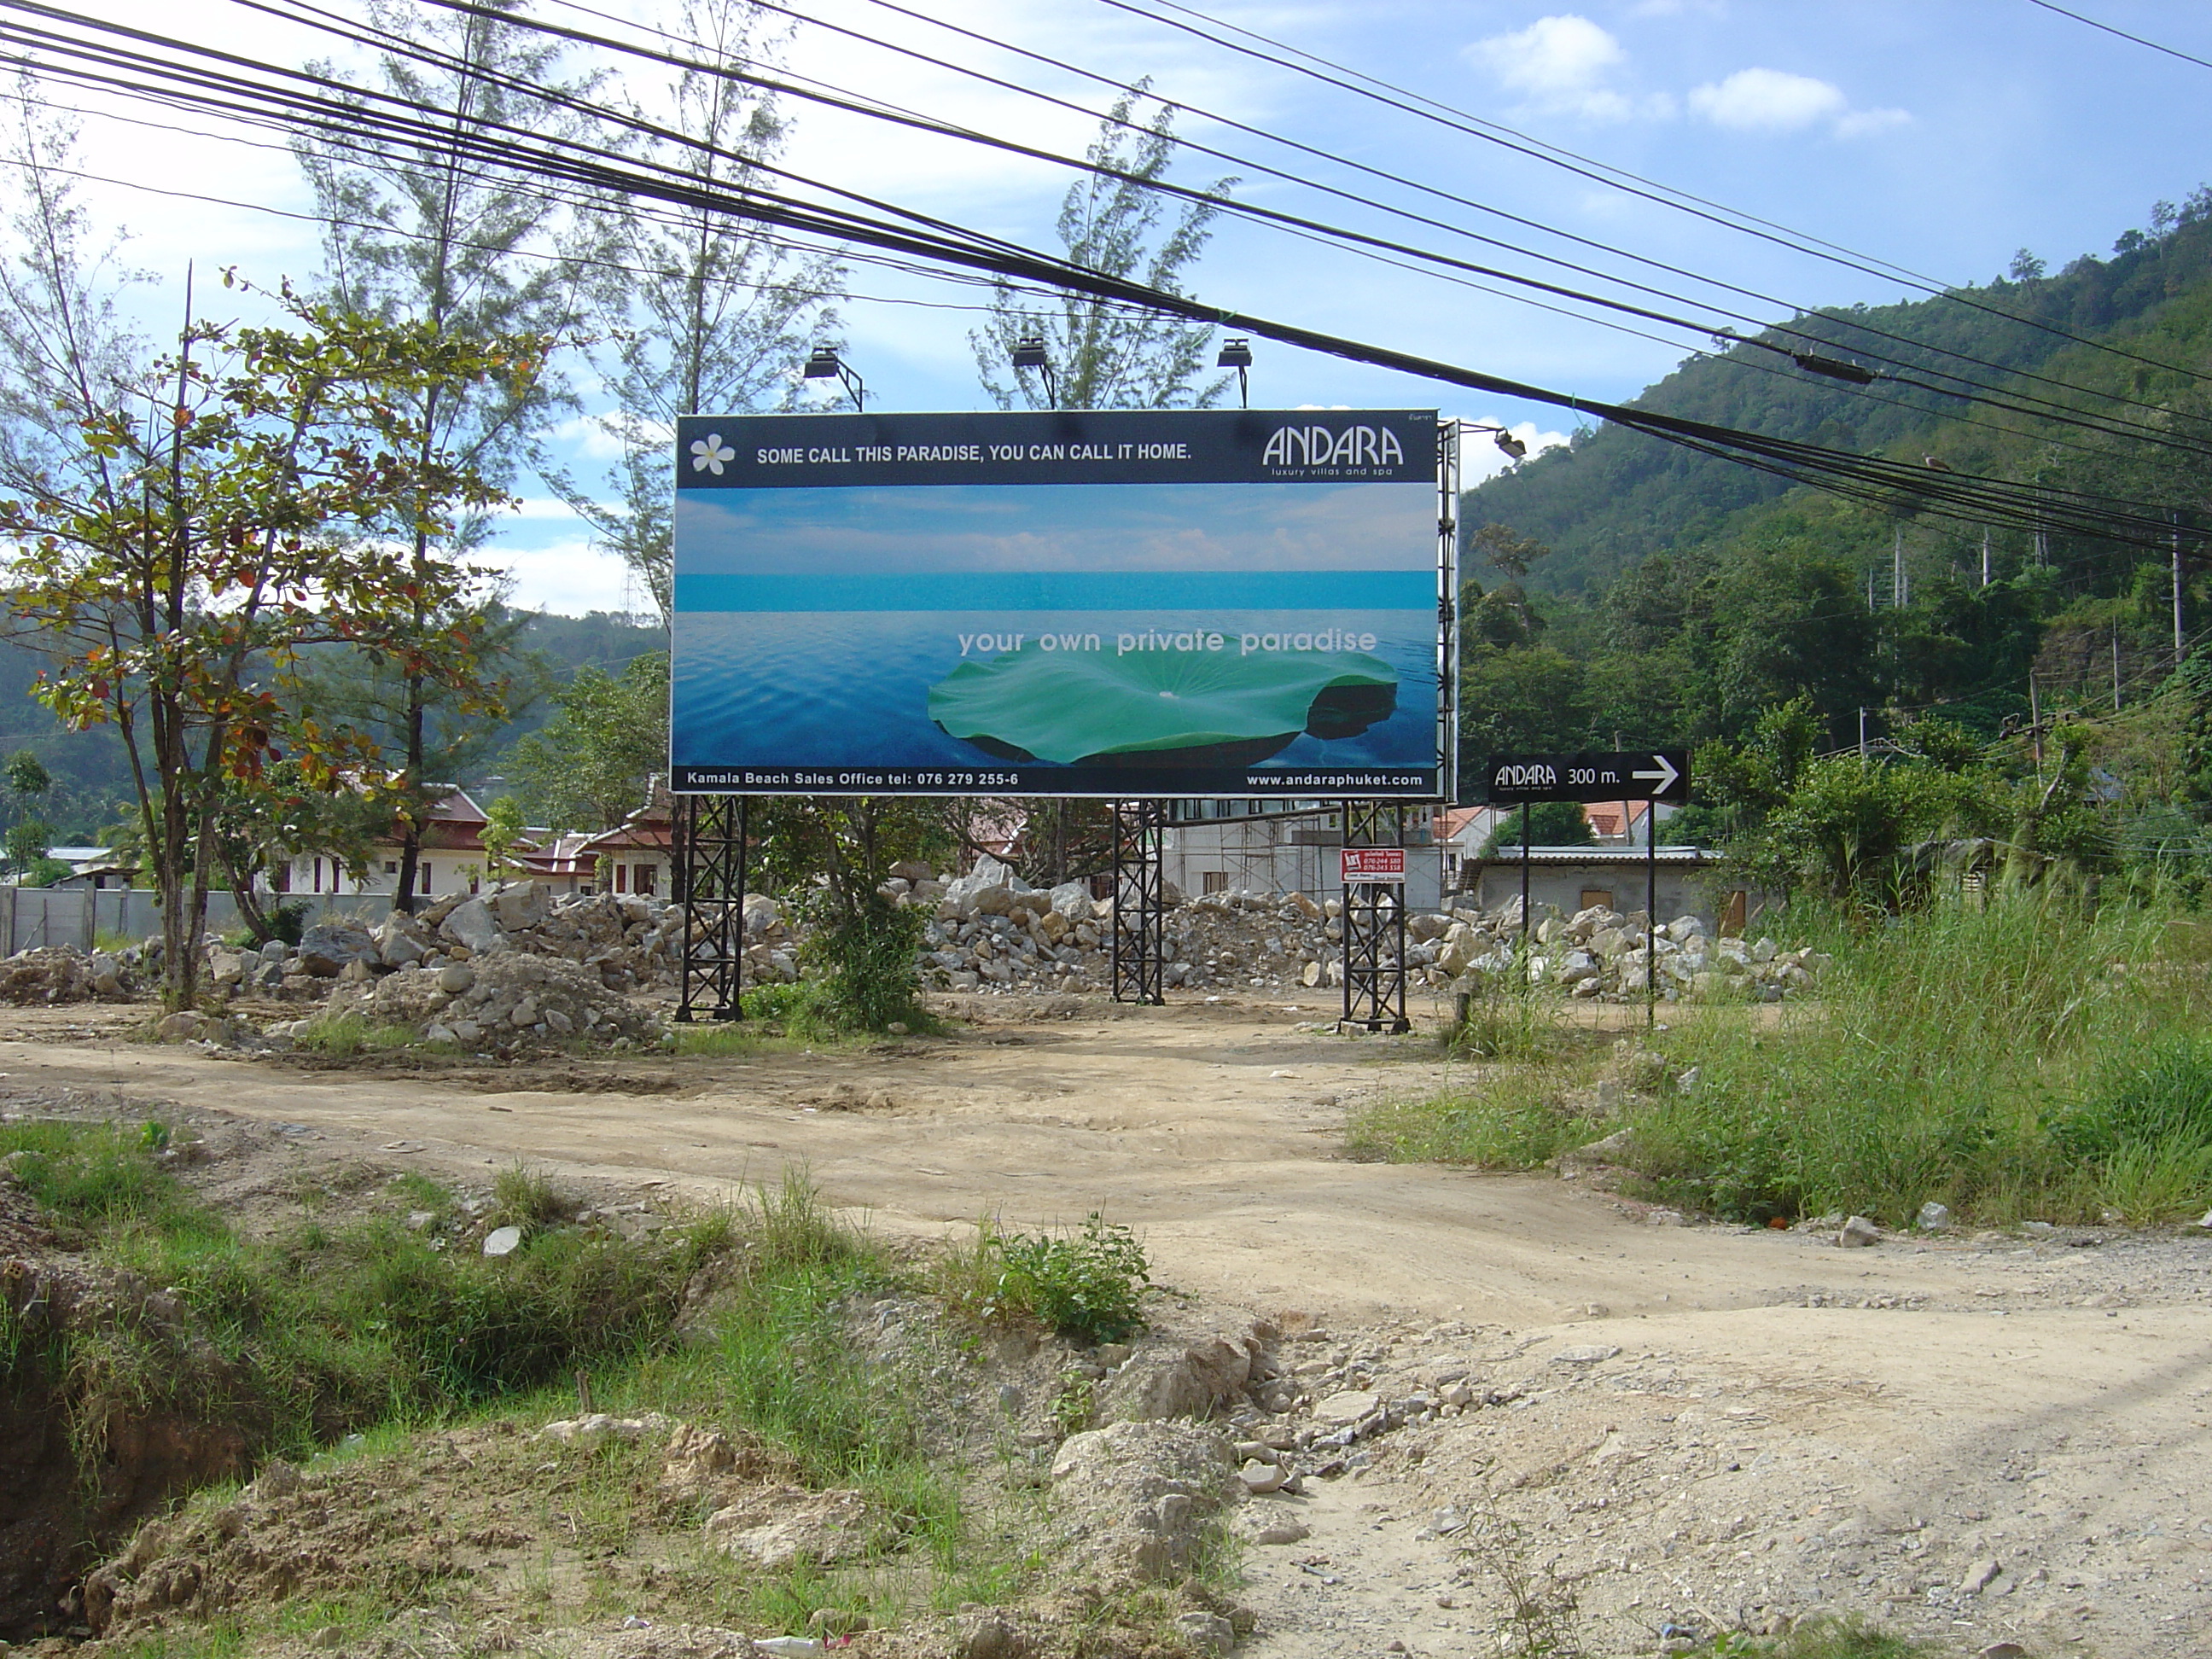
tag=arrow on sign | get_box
[1632,754,1679,795]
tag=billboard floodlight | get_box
[1493,429,1527,460]
[1010,335,1057,407]
[800,345,864,411]
[1216,336,1252,407]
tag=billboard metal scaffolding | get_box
[1110,800,1167,1005]
[1340,801,1410,1033]
[674,795,748,1022]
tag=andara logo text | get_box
[1260,424,1406,469]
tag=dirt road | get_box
[8,998,2209,1655]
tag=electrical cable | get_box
[2,0,2203,553]
[779,0,2212,437]
[2027,0,2212,74]
[375,0,2212,461]
[1101,0,2212,392]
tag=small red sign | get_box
[1341,847,1406,884]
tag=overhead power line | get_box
[1100,0,2212,392]
[2028,0,2212,73]
[379,0,2212,462]
[540,0,2212,444]
[0,0,2201,555]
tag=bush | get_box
[795,892,931,1034]
[958,1212,1151,1343]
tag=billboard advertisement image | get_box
[670,409,1449,797]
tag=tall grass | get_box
[1626,896,2212,1225]
[1357,894,2212,1226]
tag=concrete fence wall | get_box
[0,887,389,955]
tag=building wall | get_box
[1162,814,1449,912]
[277,847,487,899]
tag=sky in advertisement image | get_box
[667,410,1449,797]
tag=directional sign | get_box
[1483,750,1691,805]
[1341,847,1407,884]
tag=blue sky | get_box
[37,1,2212,613]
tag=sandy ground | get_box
[6,996,2209,1656]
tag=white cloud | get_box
[1689,67,1911,138]
[1688,67,1844,131]
[1836,106,1913,138]
[1466,15,1673,123]
[486,537,638,616]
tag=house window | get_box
[469,875,480,894]
[384,861,398,874]
[614,862,628,894]
[1202,871,1228,894]
[1580,888,1614,912]
[313,856,323,894]
[419,864,432,894]
[633,863,656,897]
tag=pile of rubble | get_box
[1517,905,1828,1003]
[0,944,140,1004]
[315,951,662,1049]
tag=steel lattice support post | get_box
[1110,799,1166,1004]
[1339,800,1409,1033]
[674,794,747,1022]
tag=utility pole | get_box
[2174,511,2186,670]
[1981,527,1991,588]
[1859,707,1868,758]
[2029,671,2042,785]
[1893,525,1906,609]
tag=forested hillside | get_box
[0,609,663,843]
[1456,184,2212,783]
[1473,189,2212,597]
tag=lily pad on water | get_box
[928,645,1399,767]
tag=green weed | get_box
[1,1121,714,1471]
[937,1212,1150,1343]
[1357,894,2212,1228]
[1702,1615,1930,1657]
[1623,895,2200,1225]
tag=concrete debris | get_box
[319,939,663,1051]
[0,944,144,1004]
[1839,1215,1882,1249]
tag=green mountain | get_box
[0,608,663,843]
[1471,190,2212,597]
[1450,187,2212,786]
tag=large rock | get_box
[486,881,550,932]
[296,921,376,977]
[1096,1333,1258,1423]
[1047,881,1092,921]
[438,897,502,954]
[375,915,429,969]
[1050,1420,1239,1582]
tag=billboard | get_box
[670,409,1451,798]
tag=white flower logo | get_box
[690,434,735,475]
